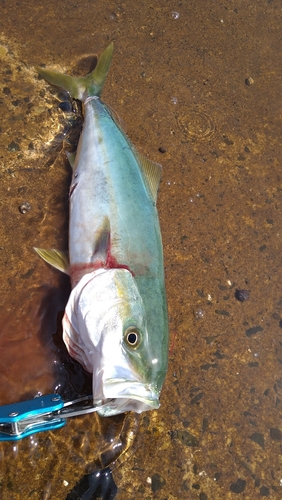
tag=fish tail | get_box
[36,42,114,101]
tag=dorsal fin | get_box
[34,248,69,274]
[137,153,162,203]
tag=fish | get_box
[34,43,169,417]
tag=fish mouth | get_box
[94,379,160,416]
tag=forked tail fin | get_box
[36,42,114,101]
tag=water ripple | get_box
[176,107,216,142]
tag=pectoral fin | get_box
[34,248,69,274]
[91,217,110,265]
[137,153,162,203]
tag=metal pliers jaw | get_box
[0,394,115,441]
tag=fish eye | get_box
[124,327,141,348]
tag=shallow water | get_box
[1,0,282,498]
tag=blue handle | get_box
[0,394,66,441]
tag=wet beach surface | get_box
[1,1,282,498]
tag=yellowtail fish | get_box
[35,43,169,416]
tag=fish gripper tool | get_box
[0,394,115,441]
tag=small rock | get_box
[230,478,246,493]
[190,392,204,404]
[235,289,250,301]
[245,76,254,85]
[270,427,282,441]
[202,417,209,432]
[151,473,166,493]
[214,309,230,316]
[201,363,218,371]
[260,486,270,496]
[214,350,225,359]
[250,432,264,449]
[171,11,180,19]
[245,325,263,337]
[19,202,31,214]
[8,141,20,152]
[194,308,205,319]
[176,430,199,447]
[199,493,208,500]
[58,101,73,113]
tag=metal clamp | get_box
[0,394,115,441]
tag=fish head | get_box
[63,268,163,416]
